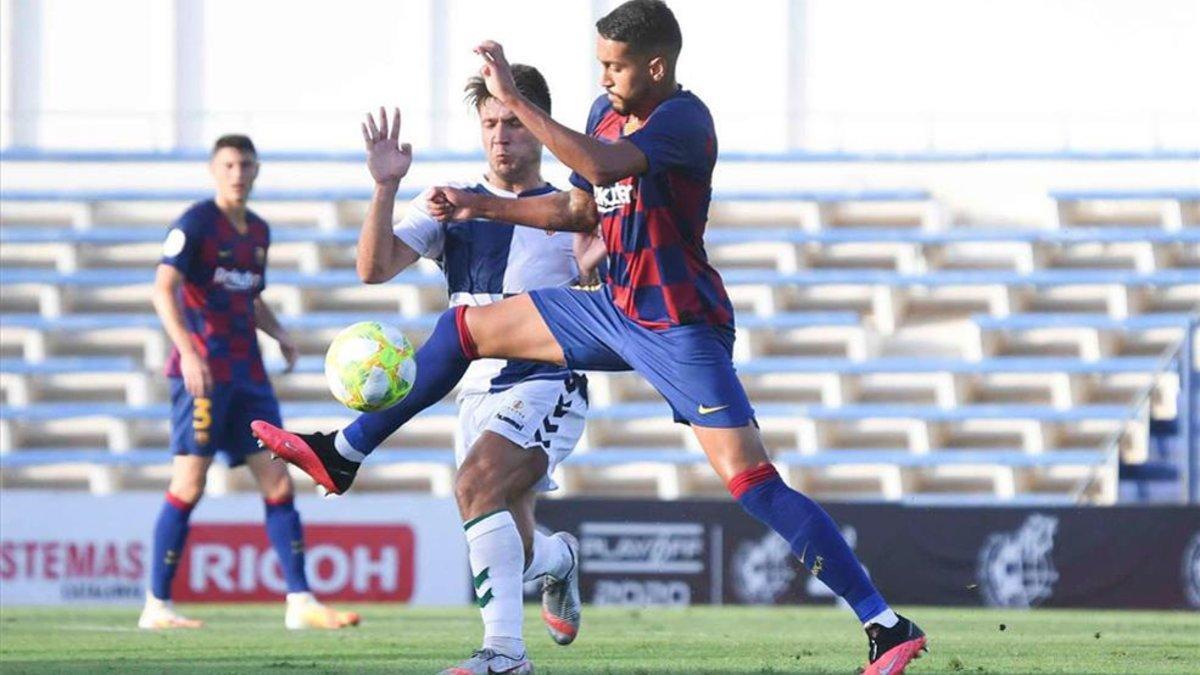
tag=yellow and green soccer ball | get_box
[324,321,417,412]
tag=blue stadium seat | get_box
[586,401,1132,423]
[0,448,456,468]
[0,401,455,421]
[0,187,931,204]
[0,310,858,333]
[734,355,1161,375]
[560,447,1106,468]
[1049,189,1200,202]
[0,267,445,287]
[0,400,1129,424]
[0,356,137,374]
[0,446,1105,470]
[973,312,1196,331]
[3,266,1193,289]
[0,226,362,245]
[705,226,1198,245]
[7,224,1192,246]
[720,268,1196,287]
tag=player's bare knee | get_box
[462,304,502,357]
[168,474,206,504]
[261,474,294,503]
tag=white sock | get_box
[286,591,316,606]
[523,531,573,582]
[464,510,525,656]
[333,431,366,463]
[865,608,899,628]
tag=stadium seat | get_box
[1050,188,1200,230]
[1,186,1193,502]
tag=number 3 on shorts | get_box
[193,397,212,447]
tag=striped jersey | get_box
[569,88,734,330]
[159,199,269,383]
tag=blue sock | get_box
[264,498,309,593]
[731,464,889,623]
[150,492,195,600]
[341,306,475,456]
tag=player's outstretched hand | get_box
[474,41,519,105]
[180,351,212,398]
[278,337,299,374]
[361,106,412,187]
[426,186,480,223]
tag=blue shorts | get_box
[528,285,755,427]
[169,378,281,467]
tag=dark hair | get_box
[596,0,682,60]
[211,134,256,157]
[465,64,551,115]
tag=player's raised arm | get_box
[357,107,421,284]
[426,185,598,234]
[474,41,647,186]
[151,264,212,397]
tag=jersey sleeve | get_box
[626,97,713,177]
[160,210,205,276]
[392,188,446,260]
[568,95,612,193]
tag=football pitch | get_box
[1,605,1197,673]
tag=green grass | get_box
[0,605,1197,673]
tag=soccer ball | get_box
[324,321,417,412]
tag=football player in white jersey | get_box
[349,66,598,674]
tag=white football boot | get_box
[137,593,203,629]
[284,592,361,630]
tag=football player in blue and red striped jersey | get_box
[254,1,926,672]
[139,135,358,631]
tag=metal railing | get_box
[1075,313,1199,505]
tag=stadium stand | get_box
[1,187,1196,503]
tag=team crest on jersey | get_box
[594,183,634,214]
[255,246,266,264]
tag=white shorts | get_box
[454,375,587,492]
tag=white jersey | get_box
[394,178,581,397]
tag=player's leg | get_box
[244,453,307,596]
[624,322,926,670]
[143,455,210,629]
[693,424,925,673]
[480,441,573,583]
[510,489,538,563]
[344,295,564,453]
[511,490,573,586]
[694,424,894,618]
[140,379,214,629]
[446,379,585,675]
[455,431,546,665]
[253,295,564,494]
[238,384,360,630]
[254,287,628,495]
